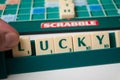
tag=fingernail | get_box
[5,32,19,48]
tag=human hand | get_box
[0,19,19,51]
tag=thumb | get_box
[0,19,19,51]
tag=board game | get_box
[0,0,120,79]
[0,0,120,34]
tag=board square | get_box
[89,4,102,11]
[1,14,16,22]
[6,0,20,5]
[32,7,45,14]
[0,4,6,10]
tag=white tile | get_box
[91,32,110,50]
[73,33,92,52]
[115,30,120,47]
[59,0,75,19]
[54,35,73,54]
[35,38,54,55]
[12,36,32,57]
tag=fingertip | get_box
[5,32,19,49]
[0,19,19,34]
[0,19,19,51]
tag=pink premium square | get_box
[0,5,6,10]
[6,0,20,5]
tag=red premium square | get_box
[6,0,20,5]
[0,5,6,10]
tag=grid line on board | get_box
[30,0,34,21]
[86,2,92,17]
[98,0,107,16]
[112,0,118,10]
[45,0,47,20]
[16,0,21,21]
[0,0,120,22]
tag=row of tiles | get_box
[12,31,120,58]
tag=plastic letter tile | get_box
[1,14,16,23]
[59,0,75,19]
[32,7,45,14]
[54,35,73,54]
[35,38,54,55]
[115,30,120,47]
[12,36,32,57]
[60,4,75,19]
[59,0,73,4]
[91,32,110,50]
[73,33,92,52]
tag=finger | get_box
[0,19,19,51]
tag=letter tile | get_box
[73,33,92,52]
[91,32,110,50]
[35,38,54,55]
[59,0,75,19]
[115,30,120,47]
[54,35,73,54]
[12,36,32,57]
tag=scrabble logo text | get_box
[41,20,99,28]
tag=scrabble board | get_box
[0,0,120,34]
[0,0,120,79]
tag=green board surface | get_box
[0,0,120,79]
[0,0,120,34]
[0,0,120,21]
